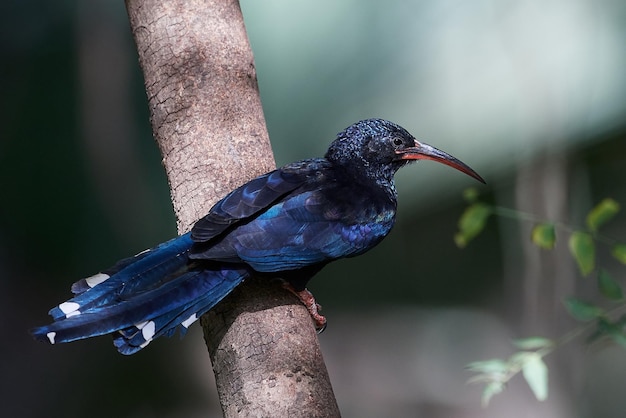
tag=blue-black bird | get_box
[31,119,484,354]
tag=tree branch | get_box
[124,0,340,416]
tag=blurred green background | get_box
[2,0,626,417]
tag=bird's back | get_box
[189,158,398,273]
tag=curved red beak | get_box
[396,142,485,184]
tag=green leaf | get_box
[513,337,554,351]
[531,223,556,250]
[454,233,470,248]
[568,231,595,276]
[598,270,623,300]
[598,318,626,348]
[611,244,626,264]
[607,330,626,348]
[455,203,491,248]
[521,353,548,402]
[481,381,505,407]
[586,198,620,232]
[564,298,604,321]
[508,351,533,366]
[463,187,480,203]
[466,359,508,374]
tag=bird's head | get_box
[325,118,485,185]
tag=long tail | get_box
[31,233,249,355]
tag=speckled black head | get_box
[325,119,415,180]
[325,118,485,186]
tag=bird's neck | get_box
[333,163,399,206]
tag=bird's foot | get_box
[282,284,327,333]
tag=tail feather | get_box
[32,265,248,354]
[48,234,193,320]
[70,249,153,295]
[113,268,248,354]
[32,231,254,354]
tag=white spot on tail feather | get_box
[181,313,197,329]
[59,302,80,315]
[135,248,151,257]
[65,310,81,318]
[47,332,56,344]
[85,273,109,288]
[139,339,151,349]
[142,321,156,341]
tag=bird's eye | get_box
[393,138,403,146]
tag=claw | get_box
[282,283,327,331]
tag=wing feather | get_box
[190,163,319,242]
[190,189,395,272]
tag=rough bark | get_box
[125,0,274,233]
[124,0,340,416]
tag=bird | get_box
[31,118,485,355]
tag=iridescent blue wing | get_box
[190,187,396,272]
[190,160,323,242]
